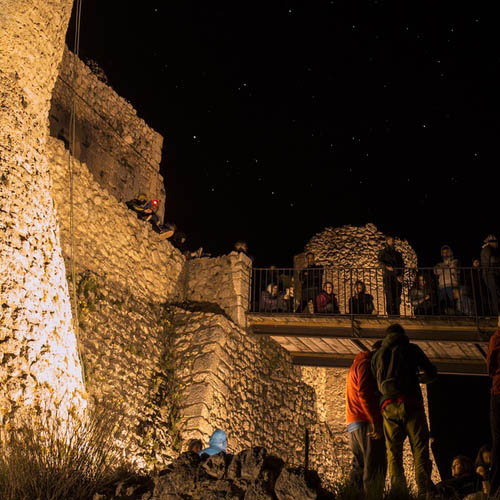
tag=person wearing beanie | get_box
[481,235,500,315]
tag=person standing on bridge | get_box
[481,235,500,316]
[371,323,437,499]
[487,316,500,496]
[299,252,323,313]
[378,235,404,316]
[346,340,386,497]
[434,245,460,314]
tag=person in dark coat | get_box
[436,456,483,499]
[377,236,404,316]
[466,259,489,316]
[316,282,340,313]
[260,284,290,312]
[410,274,436,316]
[371,324,437,498]
[349,280,375,315]
[299,252,323,313]
[481,235,500,315]
[434,245,460,313]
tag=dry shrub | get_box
[0,403,131,500]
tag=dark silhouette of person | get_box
[299,252,323,313]
[410,274,436,316]
[481,235,500,316]
[378,236,404,316]
[349,281,375,315]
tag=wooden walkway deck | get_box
[248,313,497,375]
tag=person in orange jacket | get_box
[487,315,500,495]
[346,341,386,496]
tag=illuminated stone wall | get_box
[45,136,186,466]
[49,47,166,219]
[184,253,252,327]
[174,309,339,486]
[47,137,184,303]
[0,0,85,423]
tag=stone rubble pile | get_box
[94,447,335,500]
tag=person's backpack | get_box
[372,342,413,400]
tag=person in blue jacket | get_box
[199,429,227,456]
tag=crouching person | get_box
[200,429,227,456]
[346,341,387,497]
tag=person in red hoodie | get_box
[346,341,386,496]
[487,315,500,495]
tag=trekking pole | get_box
[305,428,309,470]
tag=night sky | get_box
[71,0,499,268]
[68,1,495,474]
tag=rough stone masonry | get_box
[0,0,85,423]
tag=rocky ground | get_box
[93,447,334,500]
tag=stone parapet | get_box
[184,252,252,327]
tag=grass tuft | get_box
[0,403,131,500]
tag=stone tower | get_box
[299,223,418,315]
[0,0,84,420]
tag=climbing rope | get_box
[67,0,86,384]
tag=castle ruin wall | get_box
[174,310,339,485]
[0,0,85,423]
[47,136,184,303]
[184,253,252,328]
[49,47,166,219]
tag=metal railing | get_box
[250,267,500,319]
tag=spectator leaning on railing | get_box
[316,281,340,314]
[409,274,436,316]
[348,280,375,315]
